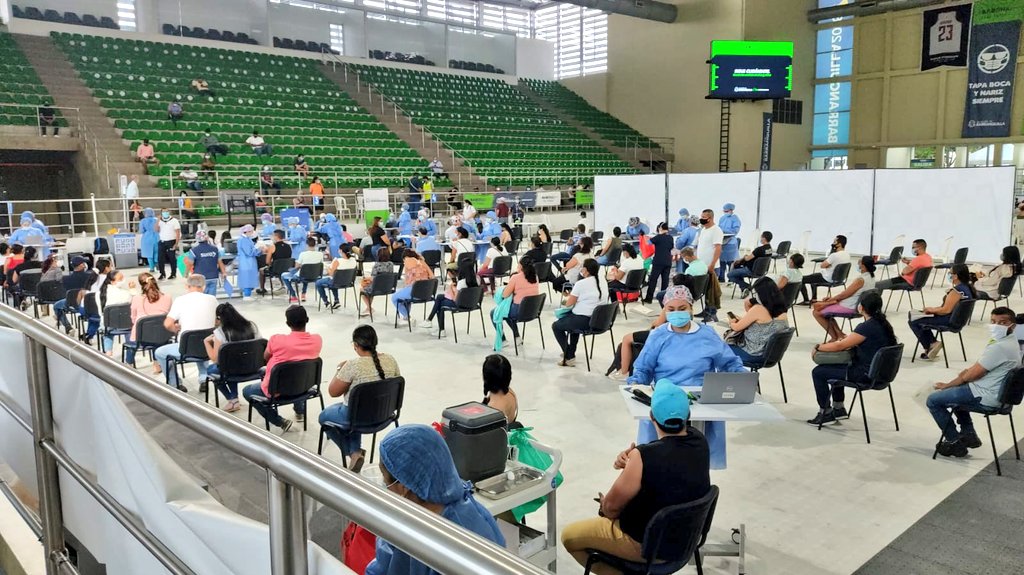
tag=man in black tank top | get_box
[257,230,293,295]
[561,382,711,569]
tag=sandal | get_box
[348,449,366,473]
[223,399,241,413]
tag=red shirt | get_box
[496,203,509,218]
[902,253,933,284]
[262,331,323,394]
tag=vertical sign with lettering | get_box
[813,20,853,150]
[760,112,774,171]
[962,0,1023,138]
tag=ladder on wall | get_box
[718,100,731,172]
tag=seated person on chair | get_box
[877,238,932,291]
[727,231,773,297]
[492,255,539,346]
[316,244,358,310]
[807,292,897,426]
[974,245,1020,299]
[800,235,850,304]
[607,305,668,382]
[203,303,259,413]
[154,274,218,392]
[727,277,789,363]
[774,253,804,291]
[606,244,644,302]
[928,306,1020,458]
[481,354,518,425]
[909,264,975,361]
[812,256,877,343]
[319,325,400,472]
[561,383,710,572]
[282,237,323,303]
[522,235,548,263]
[596,228,623,265]
[242,305,322,432]
[552,224,588,267]
[552,237,594,293]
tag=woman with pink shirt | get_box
[492,255,540,347]
[126,272,172,368]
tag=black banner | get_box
[961,17,1021,137]
[759,112,773,171]
[921,4,972,70]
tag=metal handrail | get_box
[0,304,550,575]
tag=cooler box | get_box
[441,402,508,482]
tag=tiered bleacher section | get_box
[0,32,59,127]
[163,24,259,46]
[353,65,638,186]
[522,78,656,149]
[13,5,118,29]
[51,32,426,190]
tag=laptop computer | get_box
[694,372,759,404]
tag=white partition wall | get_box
[594,174,667,235]
[873,167,1015,261]
[668,172,760,229]
[759,170,875,255]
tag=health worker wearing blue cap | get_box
[718,203,741,280]
[673,208,691,234]
[561,382,711,570]
[365,425,504,575]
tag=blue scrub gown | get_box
[139,216,160,268]
[719,213,741,263]
[235,236,260,293]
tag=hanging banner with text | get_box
[961,0,1023,138]
[921,4,972,70]
[760,112,774,171]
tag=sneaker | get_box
[806,411,837,426]
[198,379,208,394]
[407,317,417,328]
[280,419,294,432]
[558,357,576,367]
[255,289,267,296]
[242,296,254,302]
[176,384,189,393]
[702,313,719,324]
[330,302,341,310]
[288,297,299,304]
[419,320,434,329]
[927,341,943,360]
[608,371,630,381]
[919,353,932,361]
[960,431,982,449]
[294,412,305,422]
[831,406,848,419]
[935,439,968,458]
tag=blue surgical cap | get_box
[324,213,337,223]
[486,211,496,219]
[678,208,689,217]
[723,203,736,212]
[143,207,154,218]
[21,211,34,221]
[261,213,274,223]
[380,424,467,505]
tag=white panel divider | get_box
[594,174,667,236]
[668,172,761,235]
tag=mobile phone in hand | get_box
[727,311,737,320]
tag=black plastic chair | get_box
[976,276,1015,321]
[615,268,646,319]
[318,377,405,466]
[421,249,442,277]
[781,281,803,336]
[931,247,968,288]
[911,299,975,368]
[884,266,932,312]
[294,262,324,304]
[771,241,791,272]
[742,328,795,403]
[876,246,904,280]
[122,314,175,366]
[820,262,852,299]
[34,280,66,319]
[248,358,324,431]
[205,339,267,408]
[98,303,133,353]
[319,268,358,312]
[570,303,619,372]
[931,367,1023,476]
[534,261,554,298]
[164,328,214,389]
[821,344,904,443]
[265,257,295,299]
[584,485,720,575]
[504,240,521,264]
[690,273,711,314]
[360,272,399,322]
[394,278,438,331]
[81,292,99,336]
[488,255,514,283]
[511,293,546,356]
[444,286,486,343]
[16,270,42,308]
[731,257,772,298]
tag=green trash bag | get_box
[643,256,653,273]
[176,253,188,277]
[509,428,563,522]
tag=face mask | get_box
[988,324,1010,340]
[947,273,953,283]
[699,218,709,225]
[666,311,691,328]
[161,212,170,220]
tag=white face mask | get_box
[988,324,1010,340]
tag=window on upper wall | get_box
[480,3,532,38]
[329,23,345,55]
[363,0,422,16]
[116,0,136,31]
[534,4,607,79]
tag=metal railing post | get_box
[90,193,99,236]
[68,200,75,235]
[268,473,308,575]
[24,337,72,575]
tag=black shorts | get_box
[632,330,651,345]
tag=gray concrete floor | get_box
[114,215,1022,575]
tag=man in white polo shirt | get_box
[154,274,218,392]
[156,209,181,280]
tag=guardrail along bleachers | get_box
[522,78,655,149]
[352,64,638,186]
[0,32,59,127]
[51,32,424,190]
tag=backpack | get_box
[94,237,110,254]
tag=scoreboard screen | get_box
[708,40,793,100]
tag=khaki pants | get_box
[561,516,644,575]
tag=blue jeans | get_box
[596,255,613,266]
[54,299,71,330]
[909,315,952,349]
[243,383,305,427]
[728,267,754,291]
[319,403,361,456]
[206,364,238,401]
[154,342,208,387]
[393,285,414,319]
[253,144,273,156]
[203,278,219,296]
[282,271,310,298]
[926,385,981,442]
[552,313,591,360]
[185,180,202,192]
[492,302,522,338]
[316,277,339,303]
[551,252,572,266]
[427,294,458,330]
[728,345,761,364]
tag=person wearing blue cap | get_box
[673,208,691,234]
[561,381,711,571]
[718,203,741,280]
[286,217,307,255]
[674,215,701,274]
[139,207,160,272]
[364,424,504,575]
[397,203,414,236]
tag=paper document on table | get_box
[907,311,931,321]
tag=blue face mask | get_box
[666,311,691,328]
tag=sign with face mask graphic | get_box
[961,0,1022,138]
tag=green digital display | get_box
[709,40,794,100]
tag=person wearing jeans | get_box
[153,275,217,391]
[492,256,540,344]
[283,238,323,303]
[552,260,602,367]
[927,306,1020,458]
[908,265,974,361]
[392,251,434,323]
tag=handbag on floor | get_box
[341,522,376,575]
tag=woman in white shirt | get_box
[447,227,475,270]
[283,237,324,302]
[98,270,135,356]
[477,237,507,293]
[974,246,1020,298]
[812,255,877,342]
[203,303,260,412]
[553,237,594,292]
[606,244,642,302]
[316,244,358,309]
[552,259,602,367]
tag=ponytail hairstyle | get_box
[859,292,896,345]
[577,237,594,255]
[99,270,119,308]
[489,236,504,253]
[519,255,537,284]
[41,253,58,274]
[950,263,977,299]
[138,272,163,303]
[352,325,386,380]
[582,258,601,300]
[458,257,479,288]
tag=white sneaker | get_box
[407,317,417,328]
[242,296,254,302]
[419,320,433,329]
[608,371,629,381]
